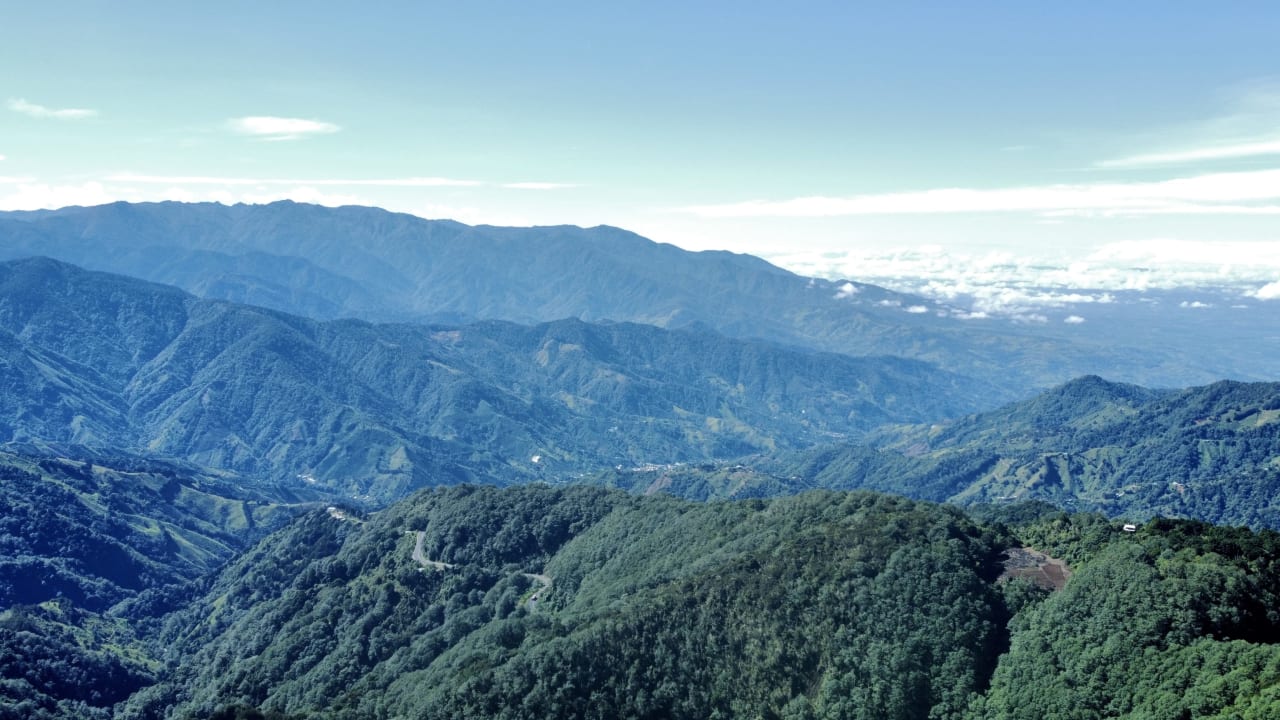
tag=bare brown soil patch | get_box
[998,547,1072,591]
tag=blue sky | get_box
[3,2,1279,306]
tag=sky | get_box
[3,1,1280,308]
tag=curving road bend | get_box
[407,531,552,612]
[411,531,456,571]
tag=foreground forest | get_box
[6,477,1280,719]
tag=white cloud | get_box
[765,238,1280,317]
[1253,281,1280,300]
[833,281,858,299]
[1099,84,1280,169]
[1064,315,1085,324]
[1180,300,1212,308]
[502,182,579,190]
[679,168,1280,219]
[1086,238,1280,271]
[7,98,97,119]
[1041,203,1280,218]
[228,116,340,141]
[905,305,928,314]
[1099,138,1280,168]
[772,240,1280,295]
[0,154,5,161]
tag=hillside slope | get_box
[593,376,1280,528]
[111,485,1280,720]
[894,376,1280,524]
[126,485,1010,719]
[0,447,303,720]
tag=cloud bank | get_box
[680,168,1280,219]
[767,240,1280,316]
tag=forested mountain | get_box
[0,447,305,720]
[0,257,996,503]
[856,376,1280,527]
[5,459,1280,718]
[86,485,1280,719]
[120,486,1003,719]
[974,508,1280,719]
[0,200,1260,392]
[0,447,304,610]
[594,376,1280,529]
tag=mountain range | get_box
[0,202,1275,521]
[3,201,1273,394]
[0,256,997,503]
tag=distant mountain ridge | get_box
[0,200,1258,392]
[0,257,994,503]
[596,376,1280,528]
[879,375,1280,525]
[0,200,807,327]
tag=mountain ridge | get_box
[2,200,1261,393]
[0,257,997,503]
[594,376,1280,529]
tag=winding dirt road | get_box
[410,531,456,571]
[407,531,552,610]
